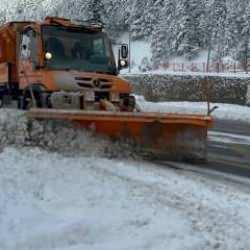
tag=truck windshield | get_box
[42,25,117,75]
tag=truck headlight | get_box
[85,91,95,102]
[110,92,120,102]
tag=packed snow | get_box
[1,146,250,250]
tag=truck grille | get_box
[75,77,112,90]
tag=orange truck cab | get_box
[0,17,134,110]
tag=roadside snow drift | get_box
[1,147,250,250]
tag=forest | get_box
[1,0,250,68]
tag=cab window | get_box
[20,29,38,64]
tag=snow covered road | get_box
[0,103,250,250]
[1,147,250,250]
[209,131,250,146]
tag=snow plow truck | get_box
[0,16,212,161]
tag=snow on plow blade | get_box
[27,109,213,162]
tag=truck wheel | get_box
[18,93,33,110]
[40,93,51,108]
[18,96,26,110]
[21,90,40,110]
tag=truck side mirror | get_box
[121,44,128,59]
[118,44,129,70]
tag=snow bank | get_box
[136,96,250,124]
[1,147,250,250]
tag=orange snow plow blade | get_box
[27,109,213,162]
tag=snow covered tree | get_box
[174,0,203,59]
[237,2,250,70]
[0,0,249,68]
[102,0,131,39]
[207,0,227,61]
[0,9,6,24]
[151,0,177,67]
[129,0,148,39]
[139,57,152,72]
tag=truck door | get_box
[18,28,40,90]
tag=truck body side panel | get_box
[18,59,44,90]
[0,22,33,87]
[0,63,9,85]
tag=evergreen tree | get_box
[223,0,246,58]
[0,9,6,24]
[151,0,177,67]
[174,0,202,59]
[208,0,227,60]
[102,0,131,38]
[129,0,148,39]
[237,2,250,70]
[1,0,250,69]
[130,0,163,40]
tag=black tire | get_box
[22,89,42,110]
[17,96,27,110]
[40,92,51,108]
[20,84,48,110]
